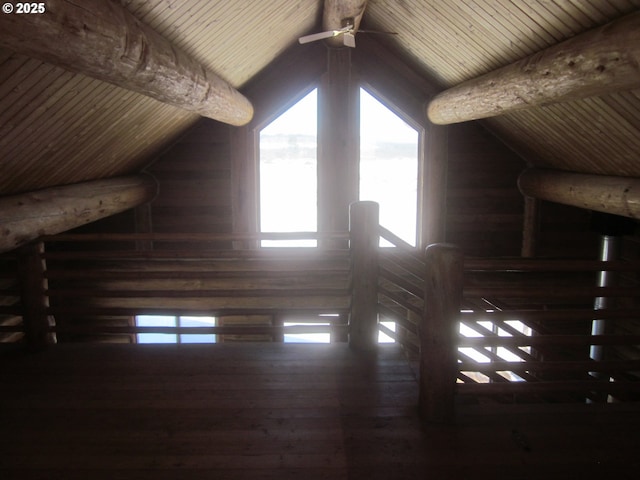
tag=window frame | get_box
[135,315,217,344]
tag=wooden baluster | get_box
[420,243,464,424]
[349,201,380,351]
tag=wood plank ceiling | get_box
[0,0,639,197]
[363,0,640,175]
[0,0,321,195]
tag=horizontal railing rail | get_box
[21,322,349,337]
[42,231,351,242]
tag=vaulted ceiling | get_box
[1,0,639,197]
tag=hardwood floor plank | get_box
[1,343,639,479]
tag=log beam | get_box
[0,0,253,126]
[427,11,640,124]
[518,168,640,219]
[0,175,158,253]
[323,0,368,48]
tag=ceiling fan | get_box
[298,16,397,48]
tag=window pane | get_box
[283,322,330,344]
[136,315,177,344]
[179,316,217,344]
[359,88,418,246]
[260,89,317,247]
[378,321,396,344]
[135,315,217,344]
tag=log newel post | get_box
[17,242,56,351]
[349,201,380,351]
[420,243,464,424]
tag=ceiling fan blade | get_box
[343,32,356,48]
[298,30,340,44]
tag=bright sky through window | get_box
[259,89,318,247]
[136,315,217,344]
[359,88,419,246]
[259,87,419,248]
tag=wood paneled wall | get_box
[619,233,640,356]
[143,115,531,261]
[46,212,137,343]
[536,203,600,258]
[146,120,233,248]
[445,123,525,257]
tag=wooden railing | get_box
[377,225,425,353]
[0,201,403,348]
[376,242,640,423]
[0,231,353,345]
[0,252,21,343]
[3,201,640,424]
[457,256,640,404]
[0,201,422,351]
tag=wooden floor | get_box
[1,343,639,479]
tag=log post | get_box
[334,312,350,343]
[420,243,464,424]
[0,174,158,253]
[318,47,359,249]
[518,168,640,219]
[521,196,541,258]
[421,124,448,247]
[16,242,56,350]
[0,0,253,126]
[427,11,640,124]
[349,201,379,351]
